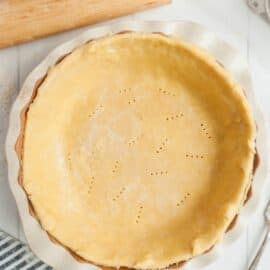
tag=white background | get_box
[0,0,270,269]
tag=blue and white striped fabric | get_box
[0,231,52,270]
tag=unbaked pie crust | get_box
[20,33,256,269]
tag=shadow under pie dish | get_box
[17,32,256,269]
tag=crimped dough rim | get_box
[18,32,256,270]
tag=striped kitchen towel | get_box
[0,230,52,270]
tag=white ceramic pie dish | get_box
[5,21,269,270]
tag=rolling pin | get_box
[0,0,170,49]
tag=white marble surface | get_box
[0,0,270,269]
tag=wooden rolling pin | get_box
[0,0,170,49]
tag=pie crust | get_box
[20,33,256,269]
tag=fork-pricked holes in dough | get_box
[165,112,184,121]
[158,88,176,97]
[119,88,131,94]
[127,134,143,147]
[112,160,120,174]
[128,98,136,105]
[150,170,168,176]
[200,123,212,140]
[88,104,103,118]
[112,187,126,202]
[87,176,95,195]
[155,138,168,154]
[135,205,143,224]
[176,192,191,207]
[185,154,205,159]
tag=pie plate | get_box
[5,21,269,270]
